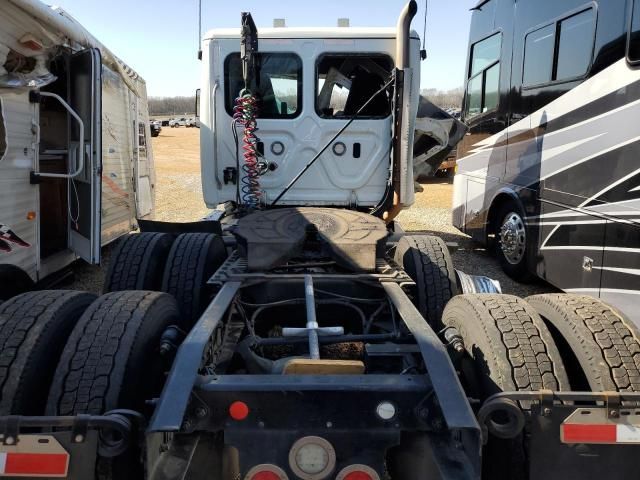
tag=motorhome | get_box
[0,0,156,299]
[453,0,640,325]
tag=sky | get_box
[51,0,474,97]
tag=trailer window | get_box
[523,8,595,87]
[0,98,5,161]
[316,54,393,119]
[465,33,502,119]
[224,53,302,119]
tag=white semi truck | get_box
[0,3,637,480]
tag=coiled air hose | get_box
[233,89,261,209]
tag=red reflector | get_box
[250,472,281,480]
[344,472,373,480]
[1,452,69,476]
[229,401,249,420]
[562,424,617,443]
[336,465,379,480]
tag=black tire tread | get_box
[442,294,568,394]
[161,233,227,324]
[442,294,568,480]
[395,235,458,325]
[47,291,179,416]
[0,291,96,414]
[526,294,640,392]
[104,233,174,293]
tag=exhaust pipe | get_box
[396,0,418,69]
[384,0,418,222]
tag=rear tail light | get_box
[336,465,381,480]
[245,464,288,480]
[288,436,336,479]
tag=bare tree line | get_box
[149,96,196,116]
[421,87,464,110]
[149,87,464,117]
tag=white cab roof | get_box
[205,27,419,40]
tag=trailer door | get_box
[68,48,102,264]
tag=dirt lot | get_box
[69,127,553,298]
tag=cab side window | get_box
[224,52,302,119]
[465,33,501,120]
[523,8,596,87]
[316,54,393,119]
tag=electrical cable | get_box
[270,74,395,206]
[68,177,80,230]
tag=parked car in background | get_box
[150,120,161,137]
[186,117,200,128]
[161,119,170,127]
[170,117,187,127]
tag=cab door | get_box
[68,48,102,264]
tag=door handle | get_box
[31,91,85,180]
[211,82,222,188]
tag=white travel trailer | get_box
[0,0,156,299]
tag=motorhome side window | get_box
[0,98,5,161]
[628,0,640,62]
[465,33,501,119]
[224,53,302,119]
[316,54,393,119]
[523,8,596,87]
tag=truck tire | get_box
[526,294,640,392]
[47,291,180,479]
[442,294,569,480]
[493,201,534,282]
[394,235,458,325]
[104,232,174,293]
[161,233,227,327]
[0,291,96,415]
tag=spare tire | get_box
[47,291,180,479]
[104,232,174,293]
[162,233,227,326]
[0,291,96,415]
[394,235,458,325]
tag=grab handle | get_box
[31,91,84,180]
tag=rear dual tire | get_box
[104,232,175,292]
[47,291,181,480]
[162,233,227,327]
[395,235,458,326]
[446,293,640,479]
[0,291,96,415]
[526,294,640,392]
[442,294,568,480]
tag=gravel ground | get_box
[66,128,554,298]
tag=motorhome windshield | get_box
[224,52,302,119]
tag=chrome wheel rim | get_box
[499,212,526,265]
